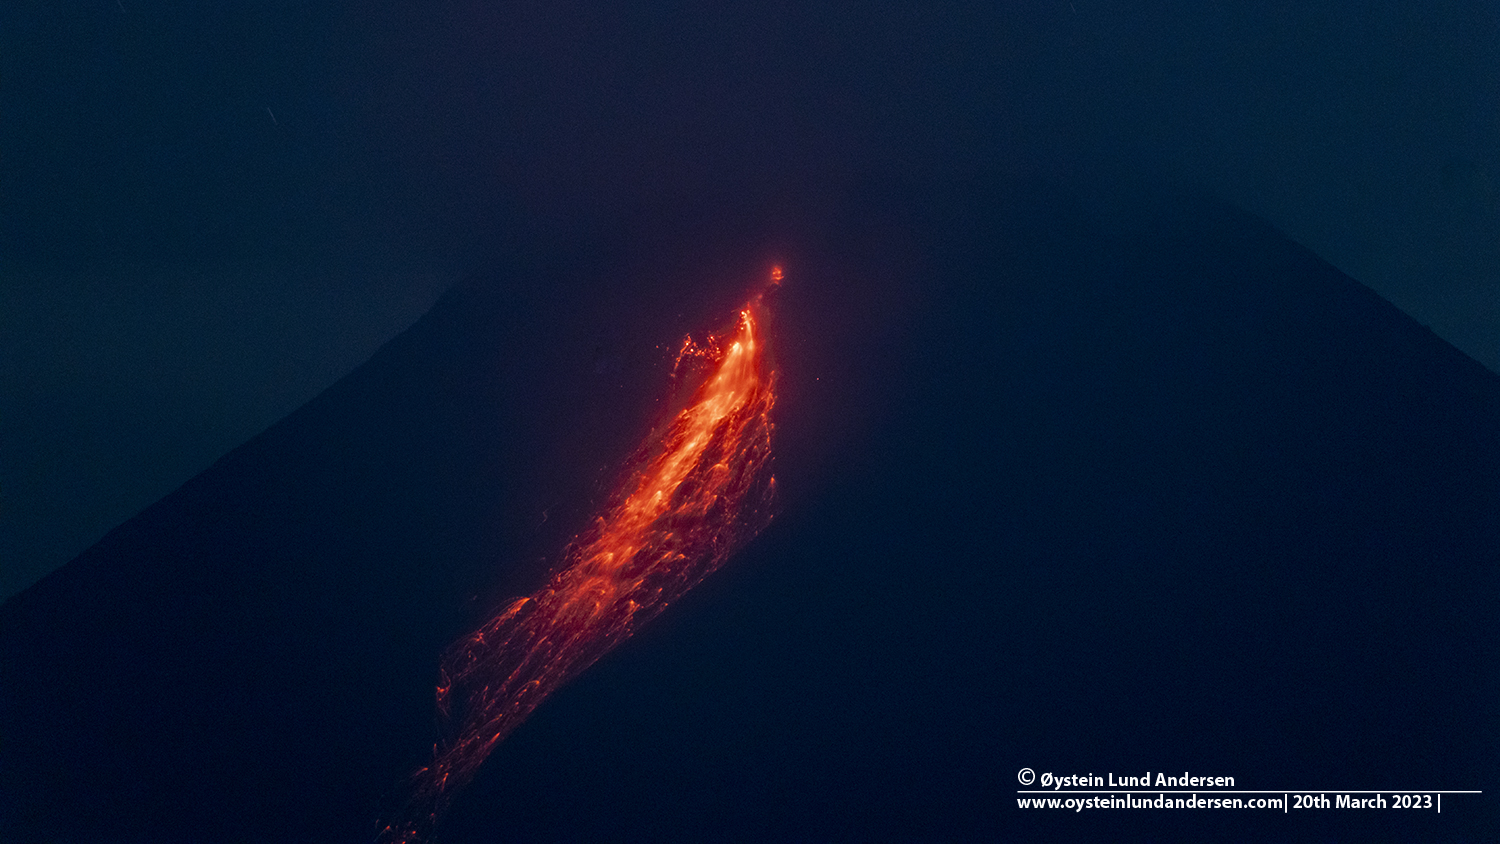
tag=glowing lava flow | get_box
[380,293,776,843]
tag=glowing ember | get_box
[380,288,777,843]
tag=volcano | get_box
[2,176,1495,843]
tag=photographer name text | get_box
[1039,772,1235,790]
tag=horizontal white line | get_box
[1017,790,1482,794]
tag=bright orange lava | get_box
[380,292,776,843]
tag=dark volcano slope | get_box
[3,179,1497,844]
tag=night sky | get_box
[2,2,1499,842]
[3,1,1498,602]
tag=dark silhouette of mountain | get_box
[2,176,1495,843]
